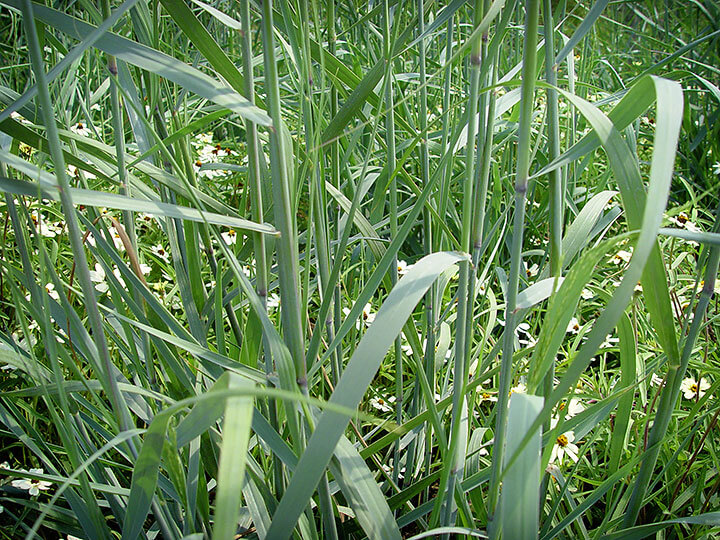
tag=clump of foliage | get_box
[0,1,719,539]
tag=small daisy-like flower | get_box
[138,263,152,276]
[43,283,60,301]
[681,377,710,400]
[712,162,720,176]
[550,431,579,465]
[342,303,376,329]
[369,395,396,413]
[221,229,238,245]
[397,260,412,275]
[107,227,125,251]
[670,211,701,233]
[137,213,155,225]
[89,263,109,293]
[580,288,594,300]
[510,382,527,395]
[566,317,581,334]
[557,398,584,418]
[478,390,498,404]
[610,249,633,265]
[70,122,91,137]
[266,293,281,310]
[600,335,619,348]
[67,164,96,180]
[651,373,665,387]
[525,262,539,278]
[11,468,52,496]
[150,244,170,263]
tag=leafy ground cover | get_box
[0,0,719,538]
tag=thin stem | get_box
[487,1,540,536]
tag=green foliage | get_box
[0,1,719,539]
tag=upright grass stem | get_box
[20,0,133,434]
[261,0,306,389]
[487,1,540,536]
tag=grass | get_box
[0,1,719,538]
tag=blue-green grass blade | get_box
[266,251,468,538]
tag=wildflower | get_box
[138,263,152,276]
[600,335,619,348]
[369,395,396,413]
[137,213,155,225]
[668,212,700,233]
[712,162,720,176]
[610,249,633,265]
[67,164,96,180]
[342,302,375,329]
[107,227,125,251]
[70,122,91,137]
[478,390,498,404]
[581,288,594,300]
[525,262,539,278]
[516,322,536,346]
[566,317,581,334]
[221,229,238,245]
[11,468,52,496]
[89,263,109,293]
[266,293,281,310]
[651,373,665,387]
[43,283,60,301]
[150,244,170,263]
[681,377,710,400]
[550,431,579,465]
[557,398,584,418]
[510,382,527,395]
[397,260,412,275]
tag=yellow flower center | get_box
[691,383,698,393]
[556,434,568,447]
[228,229,236,237]
[482,392,491,399]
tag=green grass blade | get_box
[266,251,468,538]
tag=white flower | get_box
[477,389,498,404]
[600,335,619,348]
[668,212,700,233]
[107,227,125,251]
[266,293,281,310]
[342,302,375,329]
[89,263,109,293]
[137,213,155,225]
[111,267,126,288]
[11,468,52,496]
[550,431,579,465]
[610,249,633,265]
[516,322,536,346]
[397,260,412,275]
[712,162,720,176]
[369,395,396,413]
[70,122,91,137]
[221,229,238,245]
[566,317,581,334]
[651,373,665,387]
[43,283,60,301]
[558,398,584,418]
[138,263,152,276]
[525,262,539,278]
[67,164,96,180]
[150,244,170,263]
[681,377,710,400]
[510,382,527,395]
[581,288,594,300]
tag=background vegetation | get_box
[0,0,719,538]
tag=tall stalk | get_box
[487,1,540,536]
[261,0,306,389]
[20,0,133,434]
[440,0,485,527]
